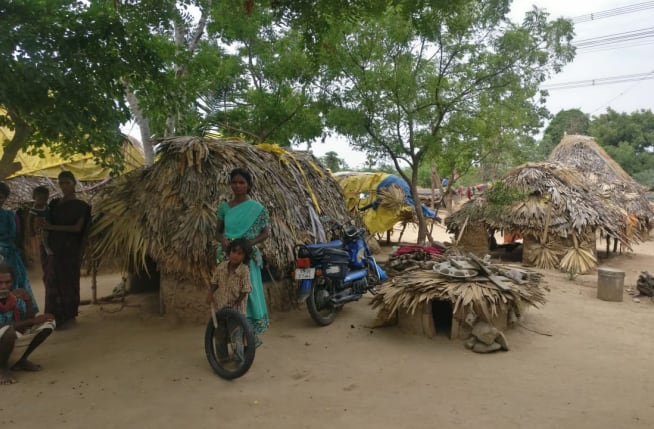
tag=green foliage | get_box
[201,2,324,146]
[320,151,347,172]
[633,170,654,189]
[589,108,654,183]
[0,0,166,177]
[484,181,527,217]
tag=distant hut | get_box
[445,162,627,274]
[89,137,351,323]
[548,134,653,244]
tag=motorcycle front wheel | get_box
[366,257,382,288]
[204,307,256,380]
[307,276,337,326]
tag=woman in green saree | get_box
[216,168,270,343]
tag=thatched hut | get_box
[445,162,628,274]
[89,137,351,323]
[548,134,653,242]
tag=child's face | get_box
[229,247,246,265]
[34,193,48,207]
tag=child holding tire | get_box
[206,238,252,363]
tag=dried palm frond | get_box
[559,247,597,275]
[549,134,653,235]
[558,234,597,274]
[370,263,547,325]
[379,184,407,212]
[89,137,352,288]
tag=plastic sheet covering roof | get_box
[1,123,144,180]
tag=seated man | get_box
[0,263,55,385]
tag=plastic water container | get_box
[597,267,625,302]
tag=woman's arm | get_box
[216,218,230,248]
[248,226,269,246]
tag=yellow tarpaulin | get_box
[335,172,410,234]
[1,122,144,180]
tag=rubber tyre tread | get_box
[307,278,337,326]
[204,307,256,380]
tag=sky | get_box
[303,0,654,168]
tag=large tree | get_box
[590,108,654,187]
[200,2,324,146]
[319,1,575,242]
[0,0,163,178]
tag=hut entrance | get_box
[128,255,160,293]
[431,299,453,338]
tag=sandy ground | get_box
[4,222,654,429]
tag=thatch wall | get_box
[456,222,489,257]
[548,134,653,239]
[89,137,351,315]
[445,162,626,273]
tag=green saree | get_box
[217,199,270,334]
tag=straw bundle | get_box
[378,184,407,212]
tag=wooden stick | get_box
[541,201,552,244]
[210,302,218,328]
[91,260,98,305]
[456,216,469,246]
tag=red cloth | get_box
[0,293,21,321]
[392,245,444,257]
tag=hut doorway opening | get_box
[128,255,160,293]
[431,299,453,338]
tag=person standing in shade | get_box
[216,168,270,346]
[39,171,91,328]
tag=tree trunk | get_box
[410,181,428,244]
[0,118,31,179]
[124,86,155,166]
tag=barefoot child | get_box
[206,238,252,362]
[29,186,53,256]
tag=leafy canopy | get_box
[0,0,164,177]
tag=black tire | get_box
[307,277,337,326]
[204,307,256,380]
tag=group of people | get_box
[1,171,91,385]
[1,167,271,384]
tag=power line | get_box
[571,1,654,23]
[542,70,654,91]
[574,26,654,49]
[575,39,654,54]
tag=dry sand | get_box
[4,222,654,429]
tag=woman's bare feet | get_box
[0,368,16,385]
[12,359,42,371]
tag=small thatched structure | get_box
[548,134,653,240]
[445,162,628,274]
[89,137,351,321]
[371,255,547,339]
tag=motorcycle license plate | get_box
[294,268,315,280]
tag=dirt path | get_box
[4,229,654,428]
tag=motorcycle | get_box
[294,219,387,326]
